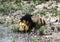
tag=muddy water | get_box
[0,25,30,42]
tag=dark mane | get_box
[20,14,33,22]
[20,14,36,31]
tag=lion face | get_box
[18,20,29,32]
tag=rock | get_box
[42,35,53,42]
[44,26,52,35]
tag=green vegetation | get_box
[0,1,36,14]
[39,27,44,35]
[0,0,49,15]
[51,26,55,31]
[0,2,21,14]
[0,0,58,16]
[38,9,46,16]
[57,26,60,31]
[11,25,18,32]
[48,6,58,16]
[32,38,37,42]
[20,2,35,14]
